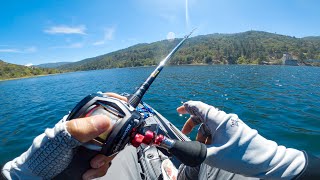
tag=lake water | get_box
[0,65,320,165]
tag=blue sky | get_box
[0,0,319,65]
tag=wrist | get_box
[205,107,236,135]
[294,151,320,180]
[2,117,81,179]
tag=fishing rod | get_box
[56,29,207,179]
[129,28,196,107]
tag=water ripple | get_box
[0,65,320,164]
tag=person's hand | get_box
[177,101,306,179]
[177,101,223,145]
[66,92,127,180]
[2,92,129,180]
[66,115,113,180]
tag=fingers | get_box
[66,115,111,143]
[177,105,188,114]
[104,92,128,102]
[196,129,212,145]
[181,118,196,135]
[82,154,115,180]
[82,162,111,180]
[179,101,213,122]
[196,130,207,143]
[197,124,212,145]
[177,101,207,122]
[178,103,202,135]
[205,135,212,145]
[90,154,115,169]
[181,115,202,135]
[182,117,212,145]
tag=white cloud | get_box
[25,63,33,67]
[24,46,37,53]
[68,43,84,48]
[51,42,84,49]
[0,46,37,53]
[0,49,20,53]
[44,25,87,35]
[92,41,105,46]
[92,27,116,46]
[104,27,115,41]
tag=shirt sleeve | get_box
[293,151,320,180]
[1,116,81,180]
[204,109,307,180]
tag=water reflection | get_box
[0,65,320,164]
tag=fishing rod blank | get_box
[128,29,196,108]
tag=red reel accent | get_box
[142,130,154,144]
[154,134,164,145]
[130,130,155,147]
[131,134,144,147]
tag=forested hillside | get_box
[36,62,72,68]
[58,31,320,71]
[0,60,63,80]
[2,31,319,80]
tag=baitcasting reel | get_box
[66,93,145,156]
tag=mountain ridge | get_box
[2,30,320,80]
[58,30,320,71]
[36,62,72,68]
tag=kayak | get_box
[135,101,190,179]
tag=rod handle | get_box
[169,140,207,167]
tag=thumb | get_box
[66,115,111,143]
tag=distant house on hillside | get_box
[282,53,298,66]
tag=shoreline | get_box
[0,72,66,82]
[1,63,318,82]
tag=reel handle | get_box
[133,131,207,167]
[54,146,99,180]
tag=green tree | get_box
[298,51,306,62]
[204,56,213,64]
[237,56,249,64]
